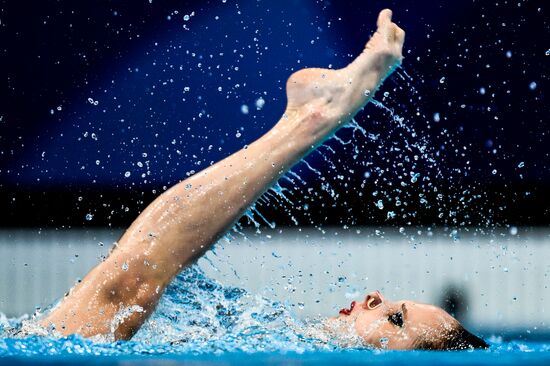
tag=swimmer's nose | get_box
[364,291,384,310]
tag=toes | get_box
[394,25,405,46]
[376,9,393,29]
[377,9,395,42]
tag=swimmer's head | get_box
[331,291,488,350]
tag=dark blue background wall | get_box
[0,0,548,226]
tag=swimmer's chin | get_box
[321,316,376,349]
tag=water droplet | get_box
[363,89,371,97]
[517,161,525,168]
[439,77,446,84]
[241,104,249,114]
[433,112,440,122]
[492,169,497,175]
[121,262,129,271]
[255,97,265,110]
[479,87,486,95]
[235,131,242,138]
[85,213,93,221]
[124,171,131,178]
[509,226,518,235]
[529,81,537,90]
[546,49,550,56]
[375,199,384,210]
[450,230,460,241]
[506,50,512,58]
[183,14,190,21]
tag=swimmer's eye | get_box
[388,311,404,327]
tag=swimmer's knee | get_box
[102,273,161,310]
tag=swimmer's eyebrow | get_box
[401,303,408,322]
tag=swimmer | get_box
[42,9,487,350]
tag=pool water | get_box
[1,267,549,365]
[3,348,550,366]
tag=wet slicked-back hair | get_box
[414,324,489,351]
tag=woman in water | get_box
[42,9,487,351]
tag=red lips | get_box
[339,300,357,315]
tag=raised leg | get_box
[43,9,404,340]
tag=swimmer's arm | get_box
[42,9,404,340]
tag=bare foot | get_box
[282,9,405,143]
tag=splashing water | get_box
[0,269,547,360]
[0,266,363,356]
[0,48,543,364]
[249,67,494,234]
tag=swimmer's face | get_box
[333,291,460,350]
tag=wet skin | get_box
[43,9,406,340]
[331,291,461,350]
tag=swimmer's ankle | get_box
[279,61,398,146]
[271,106,336,149]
